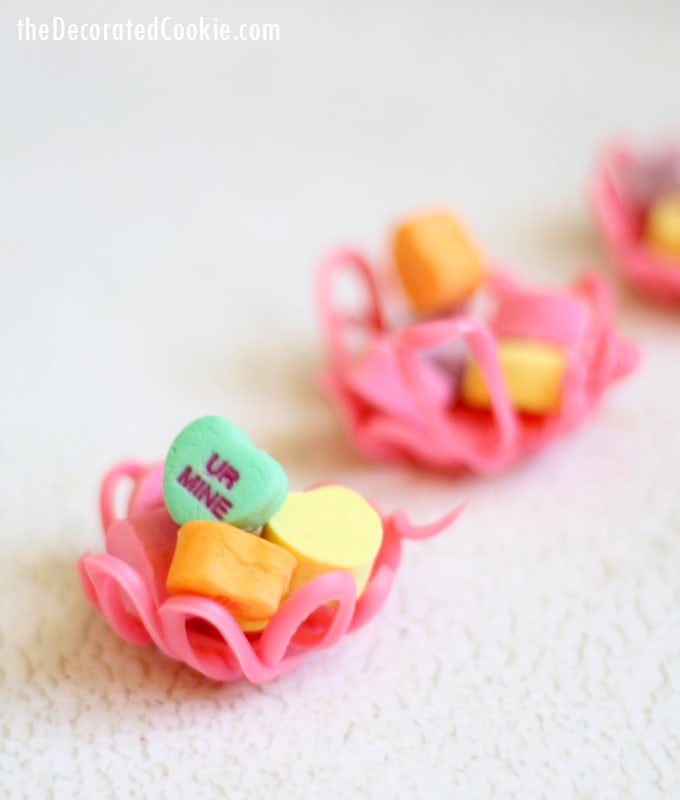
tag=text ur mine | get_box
[176,452,241,521]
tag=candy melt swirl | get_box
[78,461,462,683]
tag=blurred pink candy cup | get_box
[591,143,680,303]
[316,249,638,473]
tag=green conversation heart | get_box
[163,416,288,531]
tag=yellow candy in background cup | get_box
[644,193,680,261]
[460,339,566,416]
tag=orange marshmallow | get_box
[393,211,485,314]
[166,521,297,623]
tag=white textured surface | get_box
[1,1,680,798]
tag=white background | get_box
[1,1,679,798]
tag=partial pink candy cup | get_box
[78,461,463,683]
[591,143,680,303]
[316,249,639,473]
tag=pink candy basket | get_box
[591,143,680,304]
[78,461,463,683]
[317,248,639,473]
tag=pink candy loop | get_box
[387,504,467,543]
[158,597,276,683]
[258,570,357,661]
[571,275,639,393]
[128,462,165,517]
[99,461,149,531]
[78,554,168,653]
[349,562,397,633]
[316,248,386,369]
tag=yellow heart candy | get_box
[262,486,383,597]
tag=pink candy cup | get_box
[316,249,638,473]
[591,143,680,303]
[78,460,463,683]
